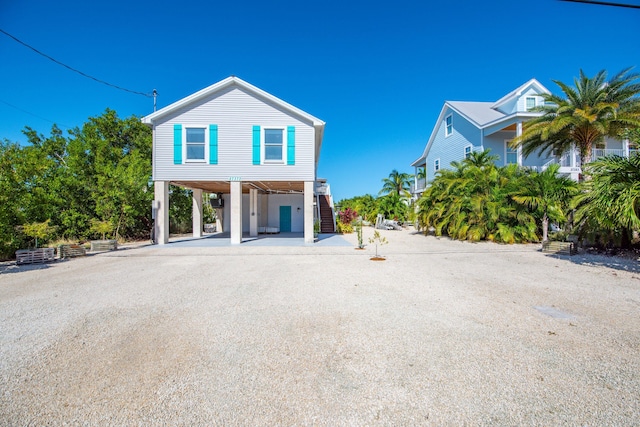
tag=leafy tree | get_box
[0,109,153,259]
[573,154,640,247]
[379,169,413,198]
[21,220,55,248]
[70,109,153,240]
[0,141,30,257]
[169,186,193,234]
[512,68,640,167]
[512,164,579,241]
[337,195,378,223]
[90,219,112,240]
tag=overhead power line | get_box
[0,98,70,129]
[559,0,640,9]
[0,28,153,97]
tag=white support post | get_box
[623,138,630,158]
[304,181,314,244]
[154,181,169,245]
[249,188,258,237]
[192,188,203,238]
[216,208,223,233]
[516,121,523,166]
[230,181,243,244]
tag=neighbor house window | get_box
[525,97,536,111]
[434,158,440,172]
[186,128,206,161]
[445,114,453,137]
[464,145,472,159]
[506,142,517,165]
[264,128,284,161]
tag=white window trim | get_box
[445,114,453,137]
[434,158,440,172]
[464,145,472,159]
[525,96,536,111]
[262,126,287,164]
[505,139,518,165]
[184,126,209,163]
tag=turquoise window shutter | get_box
[252,125,260,165]
[173,124,182,164]
[287,126,295,165]
[209,124,218,164]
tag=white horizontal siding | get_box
[153,86,316,182]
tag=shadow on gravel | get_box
[0,262,53,275]
[553,253,640,274]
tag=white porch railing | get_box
[540,147,636,172]
[591,148,626,159]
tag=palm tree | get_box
[379,169,413,198]
[573,154,640,247]
[416,151,538,243]
[512,68,640,167]
[512,164,579,242]
[378,192,408,221]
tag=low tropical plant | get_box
[416,151,540,243]
[336,207,358,234]
[573,154,640,247]
[511,164,578,242]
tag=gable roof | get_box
[491,78,550,110]
[447,101,504,127]
[411,79,551,167]
[141,76,325,128]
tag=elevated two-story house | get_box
[411,79,636,197]
[142,76,328,244]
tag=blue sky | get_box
[1,0,639,201]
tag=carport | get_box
[154,179,315,245]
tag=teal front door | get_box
[279,206,291,232]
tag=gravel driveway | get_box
[1,229,639,425]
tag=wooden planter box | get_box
[58,244,87,259]
[16,248,56,265]
[90,240,117,251]
[542,240,576,256]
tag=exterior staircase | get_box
[318,195,335,233]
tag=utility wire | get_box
[559,0,640,9]
[0,28,153,97]
[0,98,71,129]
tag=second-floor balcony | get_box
[411,177,426,194]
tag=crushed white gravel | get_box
[1,228,639,426]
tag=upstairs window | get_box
[525,97,536,111]
[464,145,472,159]
[186,128,206,161]
[264,128,284,161]
[445,114,453,137]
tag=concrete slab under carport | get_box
[158,232,351,248]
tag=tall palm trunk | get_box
[542,214,549,242]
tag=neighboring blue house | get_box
[411,79,636,197]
